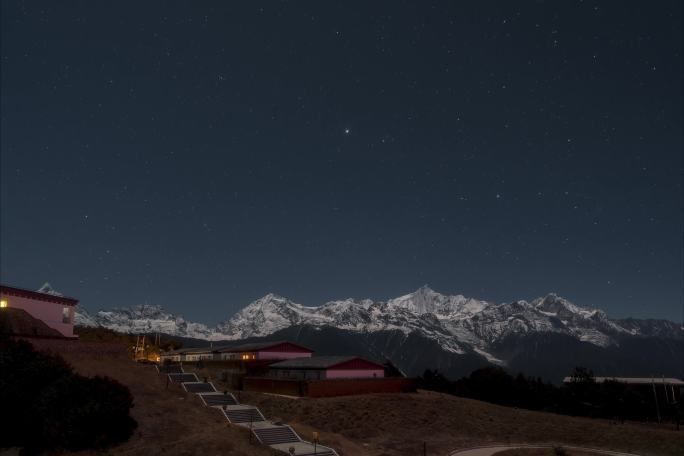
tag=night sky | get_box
[1,1,681,323]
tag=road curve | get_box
[448,444,642,456]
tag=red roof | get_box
[217,340,313,354]
[269,356,385,370]
[0,285,79,306]
[329,357,386,371]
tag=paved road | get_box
[448,444,642,456]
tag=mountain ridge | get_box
[73,286,682,358]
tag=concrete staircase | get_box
[155,363,338,455]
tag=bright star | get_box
[344,128,350,135]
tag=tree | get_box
[0,338,137,454]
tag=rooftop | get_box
[269,356,382,370]
[1,284,79,306]
[162,340,314,356]
[562,376,684,386]
[215,340,313,353]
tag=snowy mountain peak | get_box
[533,293,595,318]
[76,302,220,340]
[75,287,682,356]
[36,282,63,296]
[387,286,483,317]
[258,292,288,302]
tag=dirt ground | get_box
[25,339,684,456]
[28,339,271,456]
[496,449,600,456]
[185,364,684,456]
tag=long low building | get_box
[160,340,313,363]
[160,347,201,362]
[268,356,385,380]
[562,376,684,386]
[215,341,313,361]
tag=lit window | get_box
[0,299,8,308]
[62,307,70,323]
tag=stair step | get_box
[182,382,216,393]
[198,392,238,407]
[253,425,301,445]
[167,373,198,383]
[223,407,266,424]
[157,364,183,374]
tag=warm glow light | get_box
[0,299,7,308]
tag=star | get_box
[344,128,351,135]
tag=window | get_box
[62,307,70,323]
[0,299,7,308]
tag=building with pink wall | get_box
[0,284,79,338]
[160,340,314,363]
[216,340,314,361]
[268,356,385,380]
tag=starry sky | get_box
[1,1,682,323]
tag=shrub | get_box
[419,365,684,423]
[0,338,137,454]
[553,446,567,456]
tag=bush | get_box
[0,338,137,454]
[419,365,684,423]
[553,446,567,456]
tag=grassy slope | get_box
[236,390,683,456]
[26,336,684,456]
[28,339,271,456]
[496,450,597,456]
[185,365,684,456]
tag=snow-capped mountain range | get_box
[73,285,682,364]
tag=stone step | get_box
[182,382,217,393]
[198,392,238,407]
[167,373,198,383]
[222,406,266,424]
[157,364,183,374]
[253,425,300,446]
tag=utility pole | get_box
[249,412,254,444]
[652,376,661,423]
[134,335,139,358]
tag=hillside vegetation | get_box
[184,363,684,456]
[26,338,271,456]
[233,389,683,456]
[17,335,683,456]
